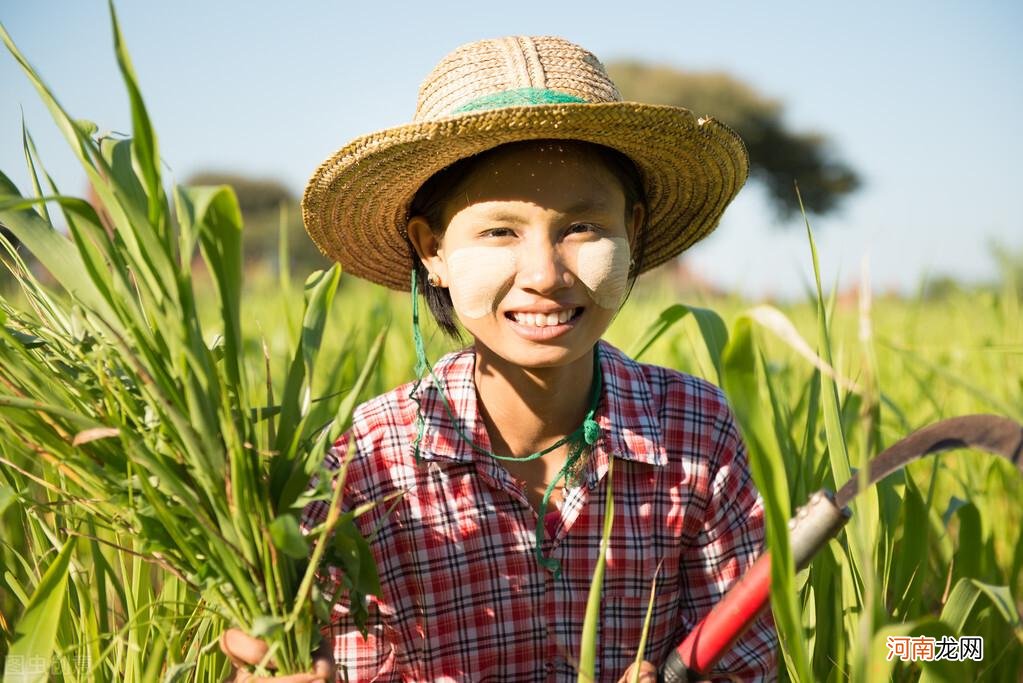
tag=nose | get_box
[516,239,574,294]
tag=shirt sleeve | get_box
[680,403,778,682]
[300,431,401,683]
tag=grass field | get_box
[1,9,1021,682]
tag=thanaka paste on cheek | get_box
[445,247,517,319]
[574,236,631,309]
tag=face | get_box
[408,141,644,370]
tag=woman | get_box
[224,35,776,682]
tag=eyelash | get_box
[568,222,598,235]
[482,227,515,238]
[479,224,600,239]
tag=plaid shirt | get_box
[302,340,776,682]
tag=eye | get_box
[481,227,516,239]
[566,222,599,236]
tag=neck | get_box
[473,344,596,457]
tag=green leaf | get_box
[867,619,968,683]
[109,0,167,238]
[270,266,343,498]
[629,304,728,381]
[163,662,196,683]
[0,172,113,320]
[332,515,381,598]
[4,536,77,683]
[950,500,982,583]
[941,577,1020,633]
[578,458,614,683]
[269,515,310,560]
[630,564,659,683]
[892,475,929,618]
[720,315,812,682]
[249,615,286,639]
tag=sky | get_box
[2,1,1021,299]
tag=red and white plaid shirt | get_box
[302,340,776,682]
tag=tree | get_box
[607,62,860,220]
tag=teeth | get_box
[512,308,577,326]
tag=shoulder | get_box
[598,340,734,429]
[335,345,475,465]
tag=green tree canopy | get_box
[607,62,861,220]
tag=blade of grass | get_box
[629,304,728,382]
[721,315,811,682]
[3,536,77,683]
[578,457,614,683]
[629,561,660,683]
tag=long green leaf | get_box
[629,303,728,381]
[720,315,812,682]
[578,458,614,683]
[940,577,1020,633]
[4,536,77,683]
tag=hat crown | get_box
[414,36,622,122]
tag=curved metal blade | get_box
[835,414,1023,508]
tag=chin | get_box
[473,334,599,371]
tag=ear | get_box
[407,216,449,286]
[627,202,645,252]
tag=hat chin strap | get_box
[407,267,603,576]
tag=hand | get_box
[617,659,658,683]
[220,628,335,683]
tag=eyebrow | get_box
[563,198,612,215]
[481,210,530,224]
[479,199,613,223]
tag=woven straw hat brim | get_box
[302,101,748,291]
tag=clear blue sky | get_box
[3,1,1021,298]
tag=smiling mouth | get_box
[505,307,583,327]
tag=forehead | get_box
[442,141,627,218]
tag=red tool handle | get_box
[661,552,772,681]
[659,490,849,682]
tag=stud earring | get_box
[427,272,441,287]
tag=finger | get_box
[312,637,335,680]
[239,674,326,683]
[617,660,658,683]
[221,628,271,667]
[635,659,658,683]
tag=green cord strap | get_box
[409,269,603,576]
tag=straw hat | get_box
[302,36,748,291]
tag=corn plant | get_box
[601,227,1023,679]
[0,6,384,679]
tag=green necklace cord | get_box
[408,268,603,577]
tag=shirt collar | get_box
[408,341,667,469]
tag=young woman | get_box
[224,36,776,682]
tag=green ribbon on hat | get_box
[450,87,587,114]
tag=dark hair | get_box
[407,139,649,339]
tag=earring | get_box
[427,272,441,287]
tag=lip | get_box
[504,306,584,341]
[504,303,582,315]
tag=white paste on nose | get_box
[573,237,631,309]
[446,247,517,319]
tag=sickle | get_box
[659,414,1023,683]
